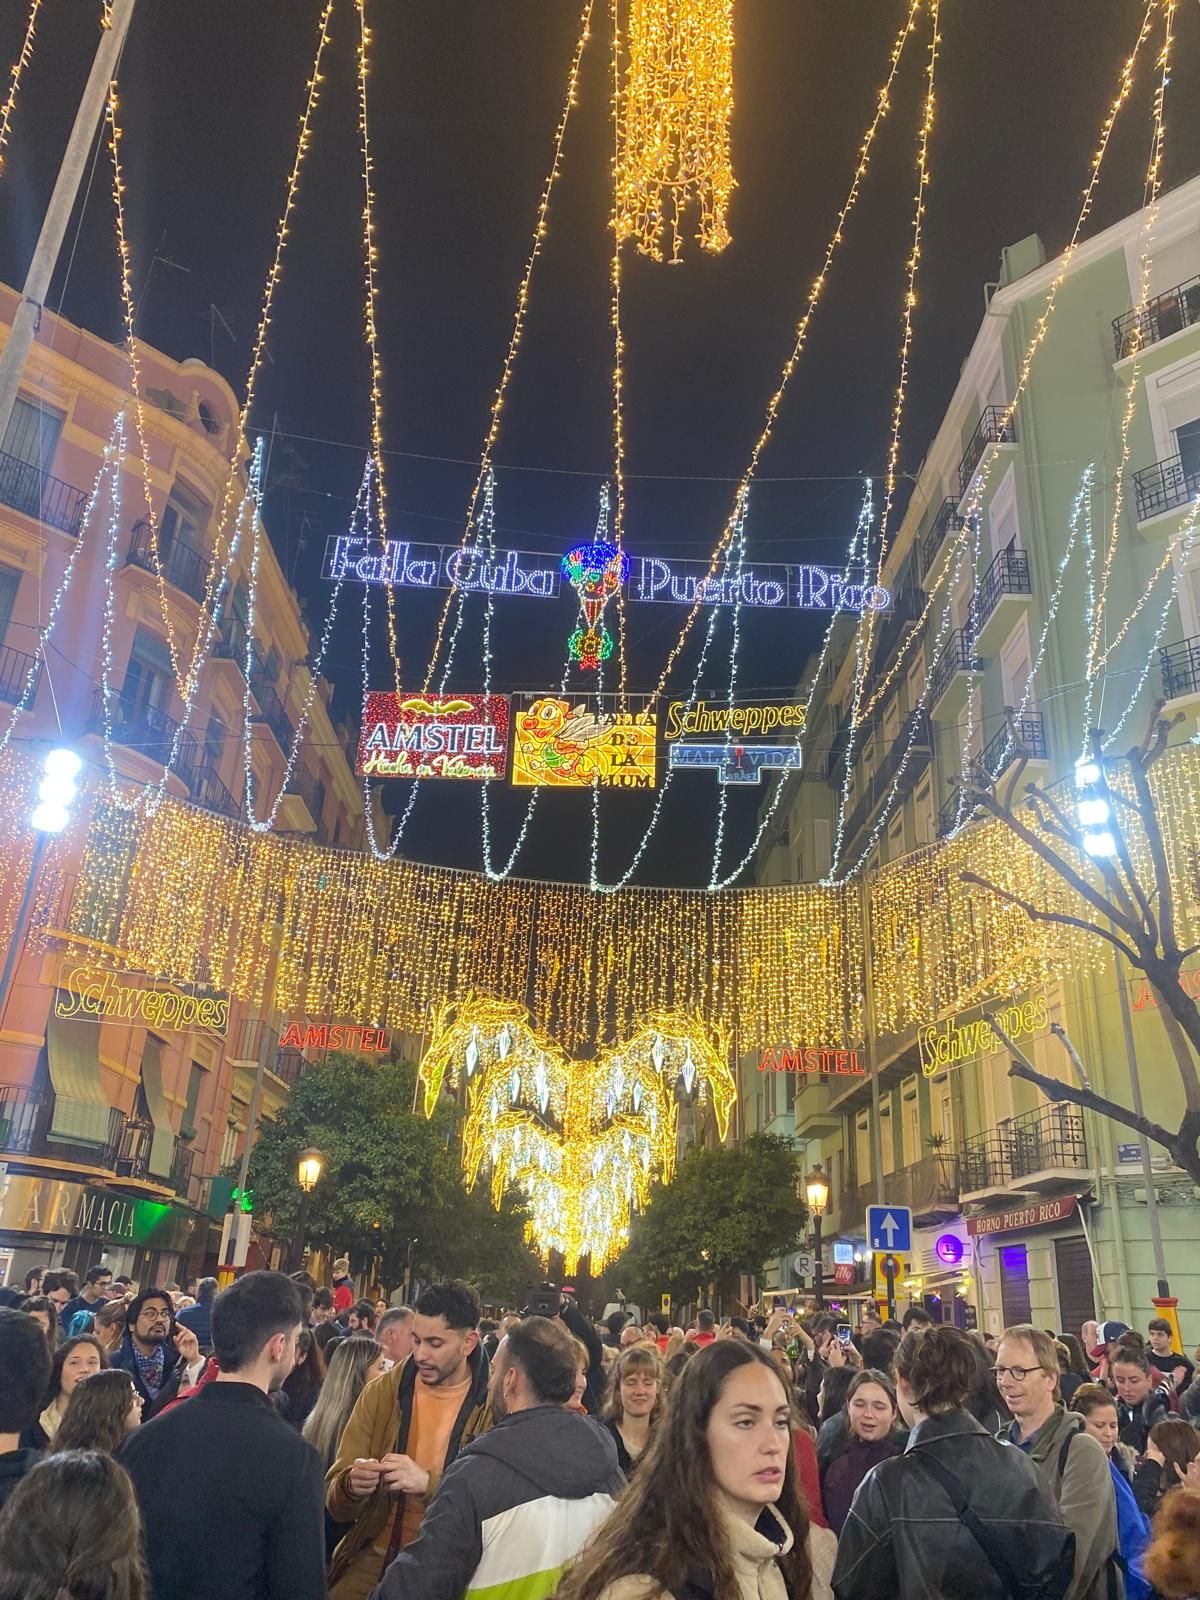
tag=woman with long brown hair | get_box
[0,1449,146,1600]
[558,1339,834,1600]
[1133,1417,1200,1516]
[50,1370,142,1457]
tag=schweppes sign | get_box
[918,995,1048,1078]
[55,964,230,1037]
[663,697,807,742]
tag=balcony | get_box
[937,788,970,838]
[0,1082,123,1171]
[0,449,89,537]
[126,520,210,605]
[1134,454,1200,524]
[1161,636,1200,705]
[841,710,932,851]
[88,687,182,767]
[959,1101,1089,1203]
[930,628,982,717]
[921,497,966,578]
[270,1047,308,1089]
[980,712,1048,782]
[973,544,1032,649]
[824,709,857,788]
[839,1153,960,1237]
[872,585,926,666]
[280,762,324,834]
[212,616,249,675]
[1113,275,1200,361]
[957,406,1017,499]
[169,1137,198,1204]
[248,667,295,755]
[188,758,240,820]
[0,641,40,705]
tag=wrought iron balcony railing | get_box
[248,668,295,754]
[1134,454,1200,522]
[921,497,966,577]
[929,628,982,707]
[0,1082,123,1171]
[1160,636,1200,701]
[1113,274,1200,360]
[0,642,40,706]
[957,406,1016,497]
[959,1101,1088,1193]
[0,449,89,537]
[284,762,324,824]
[188,759,240,819]
[88,687,183,764]
[973,545,1031,630]
[126,520,210,604]
[980,712,1047,779]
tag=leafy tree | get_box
[611,1133,808,1305]
[247,1052,540,1299]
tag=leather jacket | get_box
[832,1408,1075,1600]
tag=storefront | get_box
[0,1165,210,1290]
[964,1194,1097,1336]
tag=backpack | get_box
[1055,1433,1141,1600]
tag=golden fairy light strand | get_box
[422,0,596,693]
[610,0,629,711]
[852,0,1158,728]
[356,0,405,699]
[856,0,940,690]
[0,0,39,175]
[1088,0,1175,700]
[192,0,336,665]
[648,0,924,710]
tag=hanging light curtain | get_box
[615,0,735,262]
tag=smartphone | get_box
[836,1323,853,1347]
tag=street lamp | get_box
[293,1147,324,1270]
[805,1163,830,1310]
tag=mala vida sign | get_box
[358,692,510,781]
[918,995,1049,1078]
[54,964,229,1037]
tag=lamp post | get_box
[292,1147,323,1272]
[805,1163,830,1311]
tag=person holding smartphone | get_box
[108,1287,204,1418]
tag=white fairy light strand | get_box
[708,491,750,888]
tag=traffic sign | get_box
[792,1251,815,1281]
[867,1204,912,1253]
[661,1293,671,1316]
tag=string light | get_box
[0,0,40,175]
[648,0,924,712]
[1087,0,1175,709]
[609,0,630,709]
[614,0,735,262]
[707,490,748,887]
[422,0,596,694]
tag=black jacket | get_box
[117,1380,326,1600]
[0,1448,39,1513]
[109,1329,185,1419]
[1117,1390,1171,1454]
[832,1409,1075,1600]
[559,1299,606,1416]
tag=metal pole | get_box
[0,833,47,1027]
[291,1187,311,1274]
[1113,950,1170,1298]
[223,1018,270,1270]
[0,0,137,450]
[813,1211,824,1310]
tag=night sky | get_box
[3,2,1200,886]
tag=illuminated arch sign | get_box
[324,536,890,615]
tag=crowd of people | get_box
[0,1264,1199,1600]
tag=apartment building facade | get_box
[747,175,1200,1341]
[0,283,367,1288]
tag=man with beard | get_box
[371,1315,623,1600]
[327,1280,492,1600]
[118,1271,325,1600]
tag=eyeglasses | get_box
[992,1364,1049,1382]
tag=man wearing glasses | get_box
[994,1323,1118,1600]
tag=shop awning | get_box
[45,1010,112,1147]
[139,1037,176,1180]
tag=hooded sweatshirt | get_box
[371,1404,624,1600]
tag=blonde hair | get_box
[302,1335,380,1467]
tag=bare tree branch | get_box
[960,871,1143,967]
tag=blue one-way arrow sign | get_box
[866,1204,912,1254]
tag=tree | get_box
[247,1052,541,1299]
[958,713,1200,1184]
[610,1133,808,1305]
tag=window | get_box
[784,1070,796,1112]
[883,697,900,744]
[0,564,20,643]
[1179,416,1200,481]
[220,1119,240,1171]
[812,819,831,878]
[988,469,1020,558]
[181,1062,204,1140]
[123,628,172,712]
[901,1077,920,1166]
[855,1115,872,1186]
[999,1243,1032,1325]
[913,776,934,847]
[1001,620,1032,712]
[880,1101,895,1175]
[888,811,905,862]
[159,482,207,561]
[934,1080,953,1145]
[204,712,227,766]
[1,396,62,472]
[1054,1236,1096,1336]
